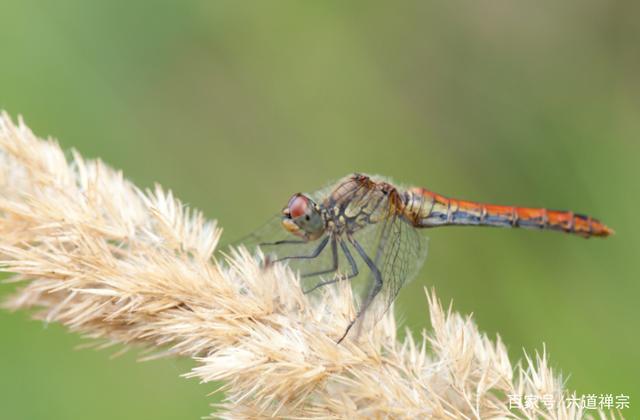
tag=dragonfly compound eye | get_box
[287,193,309,219]
[282,193,325,240]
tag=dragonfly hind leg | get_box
[303,240,359,294]
[336,237,383,344]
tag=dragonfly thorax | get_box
[281,193,326,240]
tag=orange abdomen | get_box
[406,188,613,238]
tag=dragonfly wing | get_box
[380,214,429,307]
[222,214,285,256]
[349,211,429,336]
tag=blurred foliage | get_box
[1,1,638,418]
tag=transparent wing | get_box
[223,214,290,255]
[379,214,429,307]
[348,211,429,339]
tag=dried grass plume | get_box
[0,112,617,419]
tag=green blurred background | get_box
[1,1,638,418]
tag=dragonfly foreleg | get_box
[272,235,330,263]
[301,238,338,279]
[303,239,359,294]
[259,239,307,246]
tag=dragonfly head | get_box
[282,193,325,240]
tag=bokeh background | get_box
[1,1,638,418]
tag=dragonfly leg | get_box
[272,235,330,263]
[301,238,338,279]
[336,319,356,344]
[259,239,307,246]
[303,240,359,294]
[336,237,383,344]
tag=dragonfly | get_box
[240,173,613,343]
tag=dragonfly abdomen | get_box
[405,187,613,238]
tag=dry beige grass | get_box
[0,112,618,419]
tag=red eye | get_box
[288,194,308,219]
